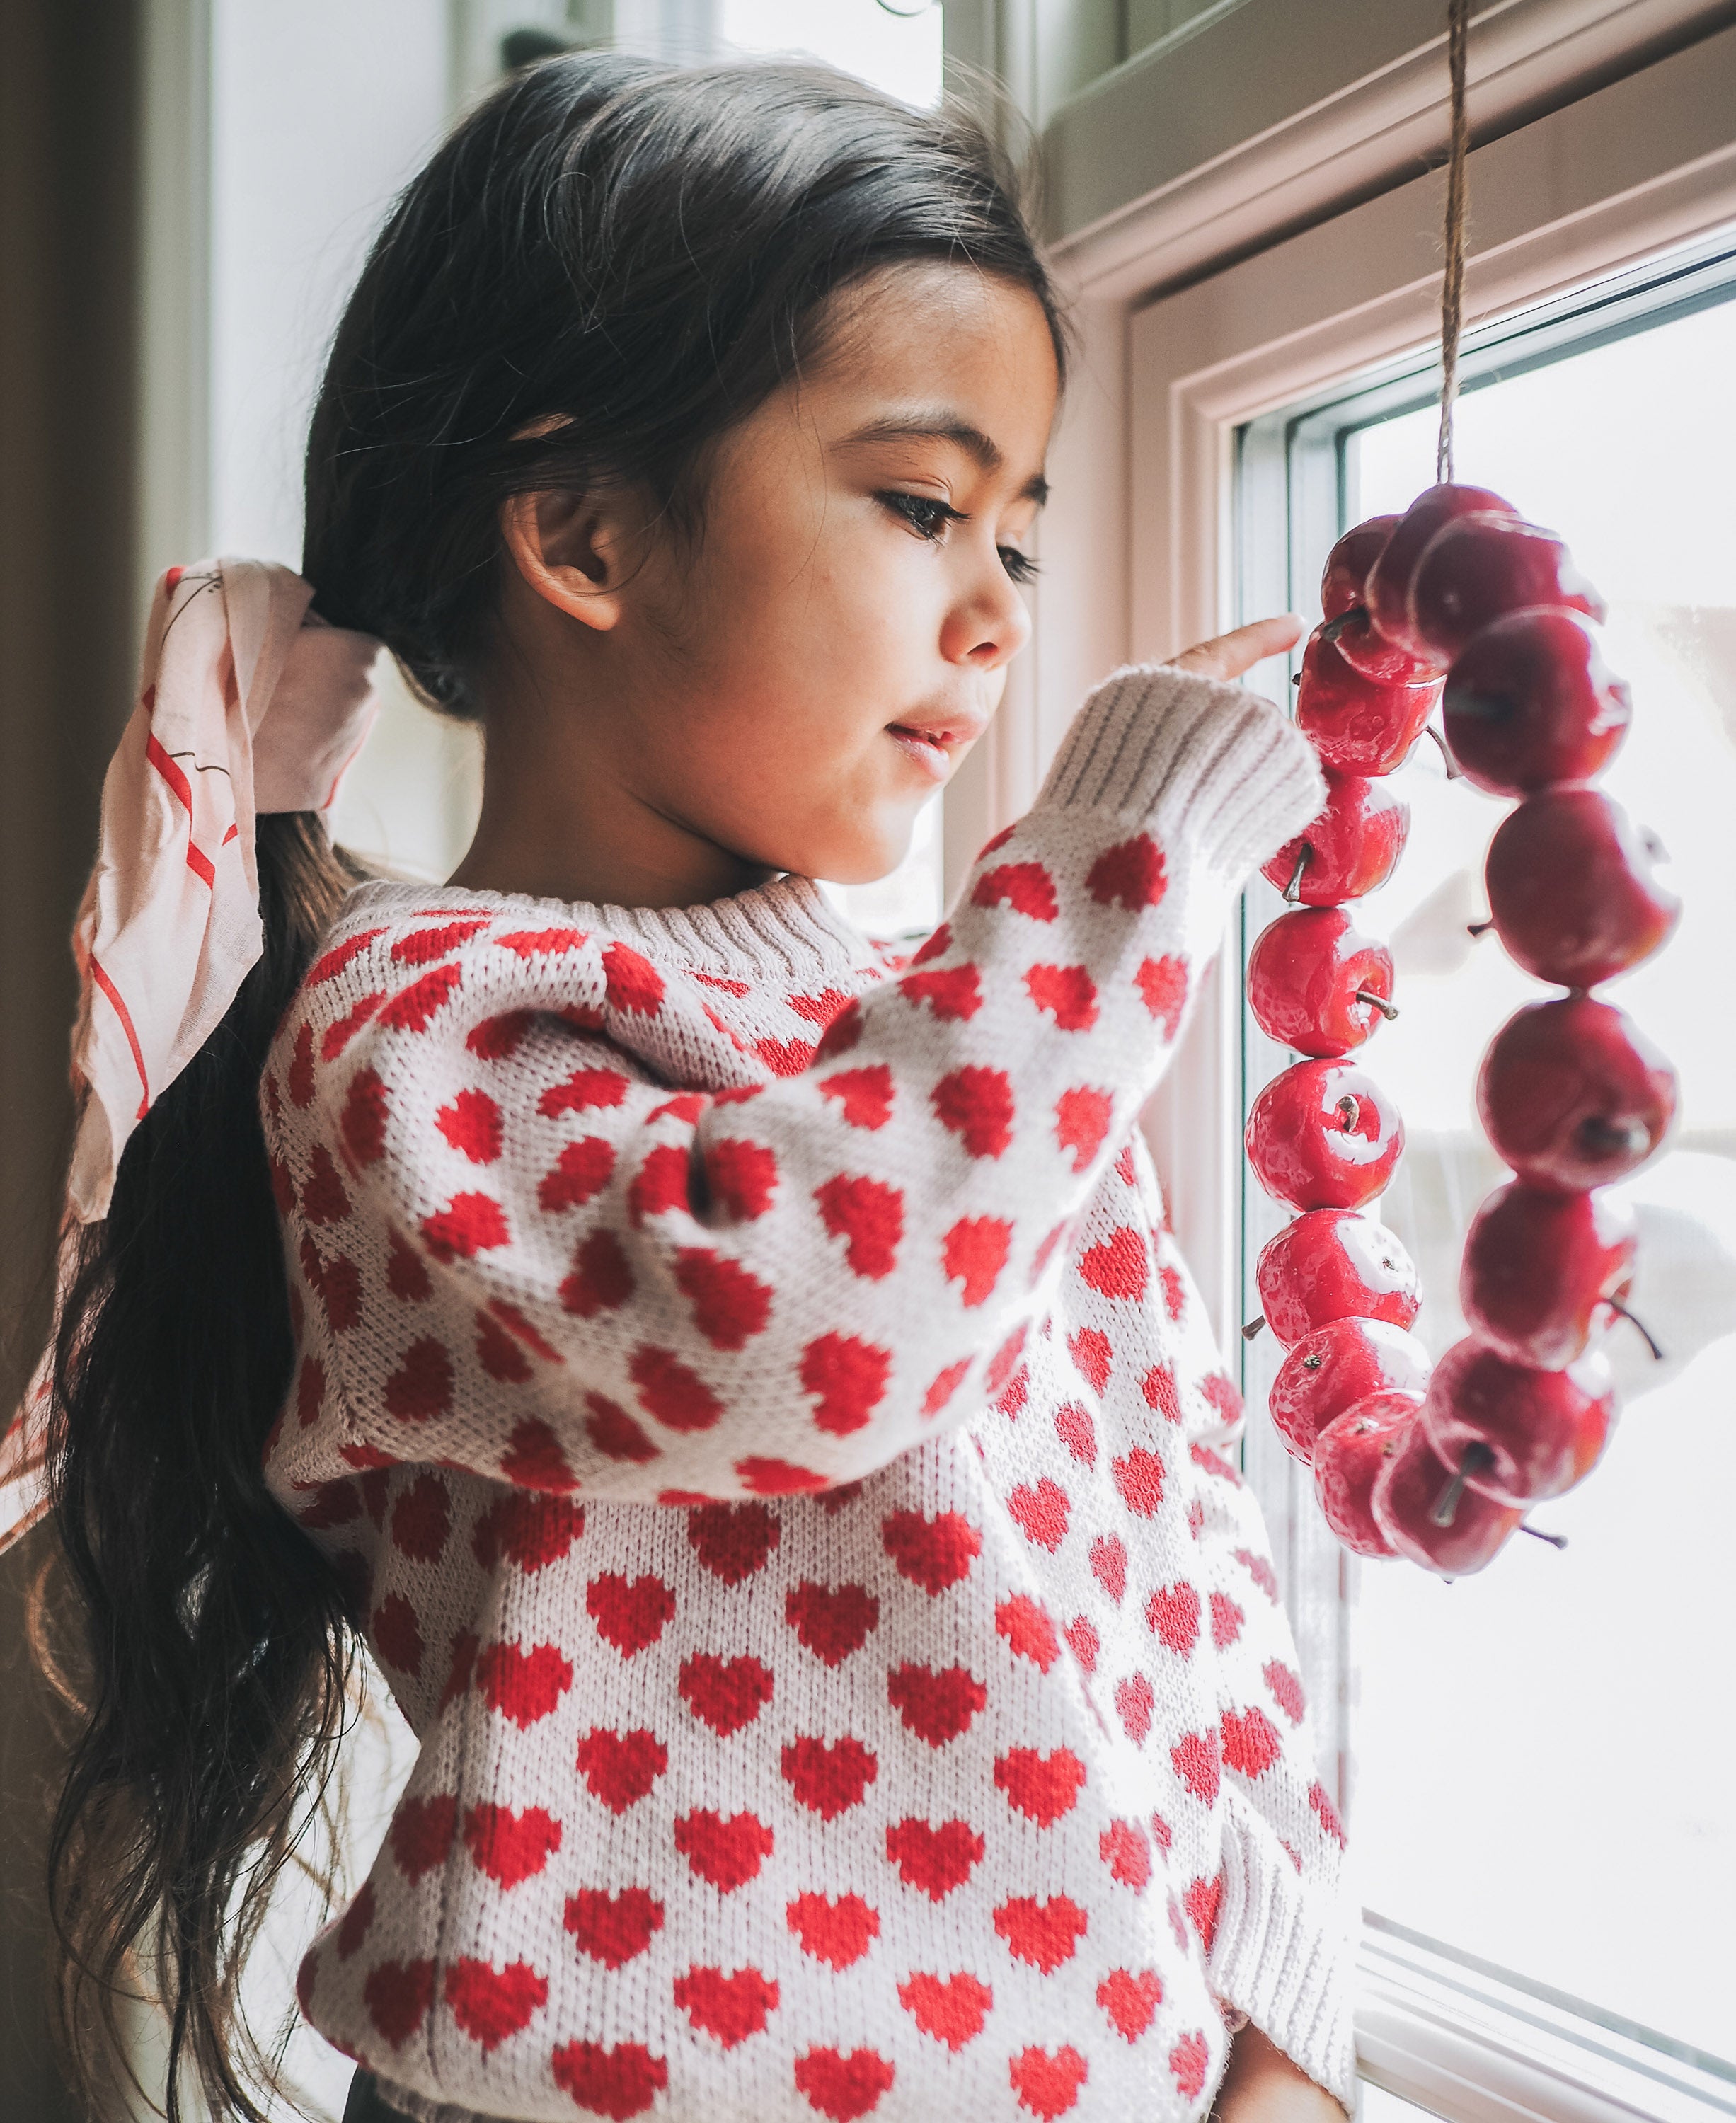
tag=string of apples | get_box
[1241,485,1681,1577]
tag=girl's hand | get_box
[1210,2022,1350,2123]
[1173,613,1306,683]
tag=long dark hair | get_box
[41,49,1064,2123]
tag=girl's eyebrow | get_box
[837,412,1050,505]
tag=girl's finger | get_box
[1171,613,1306,681]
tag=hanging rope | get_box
[1436,0,1471,482]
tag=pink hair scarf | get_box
[0,558,381,1553]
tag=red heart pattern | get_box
[1010,2043,1089,2117]
[551,2039,668,2119]
[1098,1966,1163,2041]
[672,1963,778,2047]
[887,1664,987,1747]
[785,1580,878,1664]
[585,1572,676,1658]
[793,2045,895,2119]
[679,1652,774,1735]
[574,1727,667,1814]
[781,1734,878,1817]
[898,1969,991,2049]
[686,1500,779,1582]
[786,1892,880,1967]
[462,1802,561,1888]
[884,1817,984,1899]
[994,1747,1086,1826]
[880,1509,981,1595]
[272,819,1345,2119]
[994,1894,1088,1972]
[444,1956,547,2052]
[564,1886,664,1968]
[673,1807,774,1892]
[474,1640,573,1727]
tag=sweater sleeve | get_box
[270,664,1323,1505]
[1159,1234,1360,2109]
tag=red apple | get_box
[1477,995,1677,1193]
[1460,1181,1636,1369]
[1247,907,1398,1059]
[1408,515,1605,663]
[1371,1419,1523,1575]
[1484,786,1680,989]
[1255,1209,1422,1345]
[1246,1059,1405,1211]
[1295,626,1442,776]
[1321,515,1402,621]
[1364,483,1518,664]
[1442,607,1631,795]
[1312,1394,1420,1556]
[1419,1336,1615,1504]
[1329,606,1442,686]
[1270,1317,1432,1463]
[1261,773,1410,905]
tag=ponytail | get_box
[42,814,369,2122]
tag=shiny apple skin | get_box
[1372,1418,1524,1575]
[1477,995,1677,1194]
[1246,1059,1405,1212]
[1329,606,1441,685]
[1312,1394,1420,1556]
[1321,515,1402,620]
[1442,607,1631,796]
[1419,1335,1616,1504]
[1260,773,1411,905]
[1295,626,1442,776]
[1484,786,1681,989]
[1270,1317,1433,1463]
[1255,1208,1422,1345]
[1460,1181,1637,1369]
[1408,514,1605,663]
[1364,483,1517,664]
[1247,907,1397,1059]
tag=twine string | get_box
[1436,0,1471,483]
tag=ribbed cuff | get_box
[1036,663,1326,885]
[1209,1803,1359,2110]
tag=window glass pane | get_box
[1324,293,1736,2060]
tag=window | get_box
[1236,241,1736,2076]
[1102,22,1736,2113]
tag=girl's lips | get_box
[886,723,955,780]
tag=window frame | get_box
[1017,19,1736,2116]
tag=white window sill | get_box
[1357,1916,1736,2123]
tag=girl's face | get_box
[491,263,1061,901]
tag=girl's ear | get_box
[499,485,633,633]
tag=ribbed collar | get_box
[342,871,875,984]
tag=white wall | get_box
[209,0,482,882]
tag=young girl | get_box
[20,51,1357,2123]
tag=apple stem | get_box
[1282,845,1311,902]
[1466,919,1495,938]
[1241,1316,1266,1341]
[1607,1297,1665,1362]
[1356,989,1401,1021]
[1519,1524,1569,1550]
[1422,723,1462,778]
[1335,1094,1361,1133]
[1431,1443,1495,1528]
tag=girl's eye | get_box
[880,493,1041,585]
[879,491,958,541]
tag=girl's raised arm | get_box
[268,663,1322,1504]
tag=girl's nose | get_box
[940,553,1032,672]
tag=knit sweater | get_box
[263,663,1353,2123]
